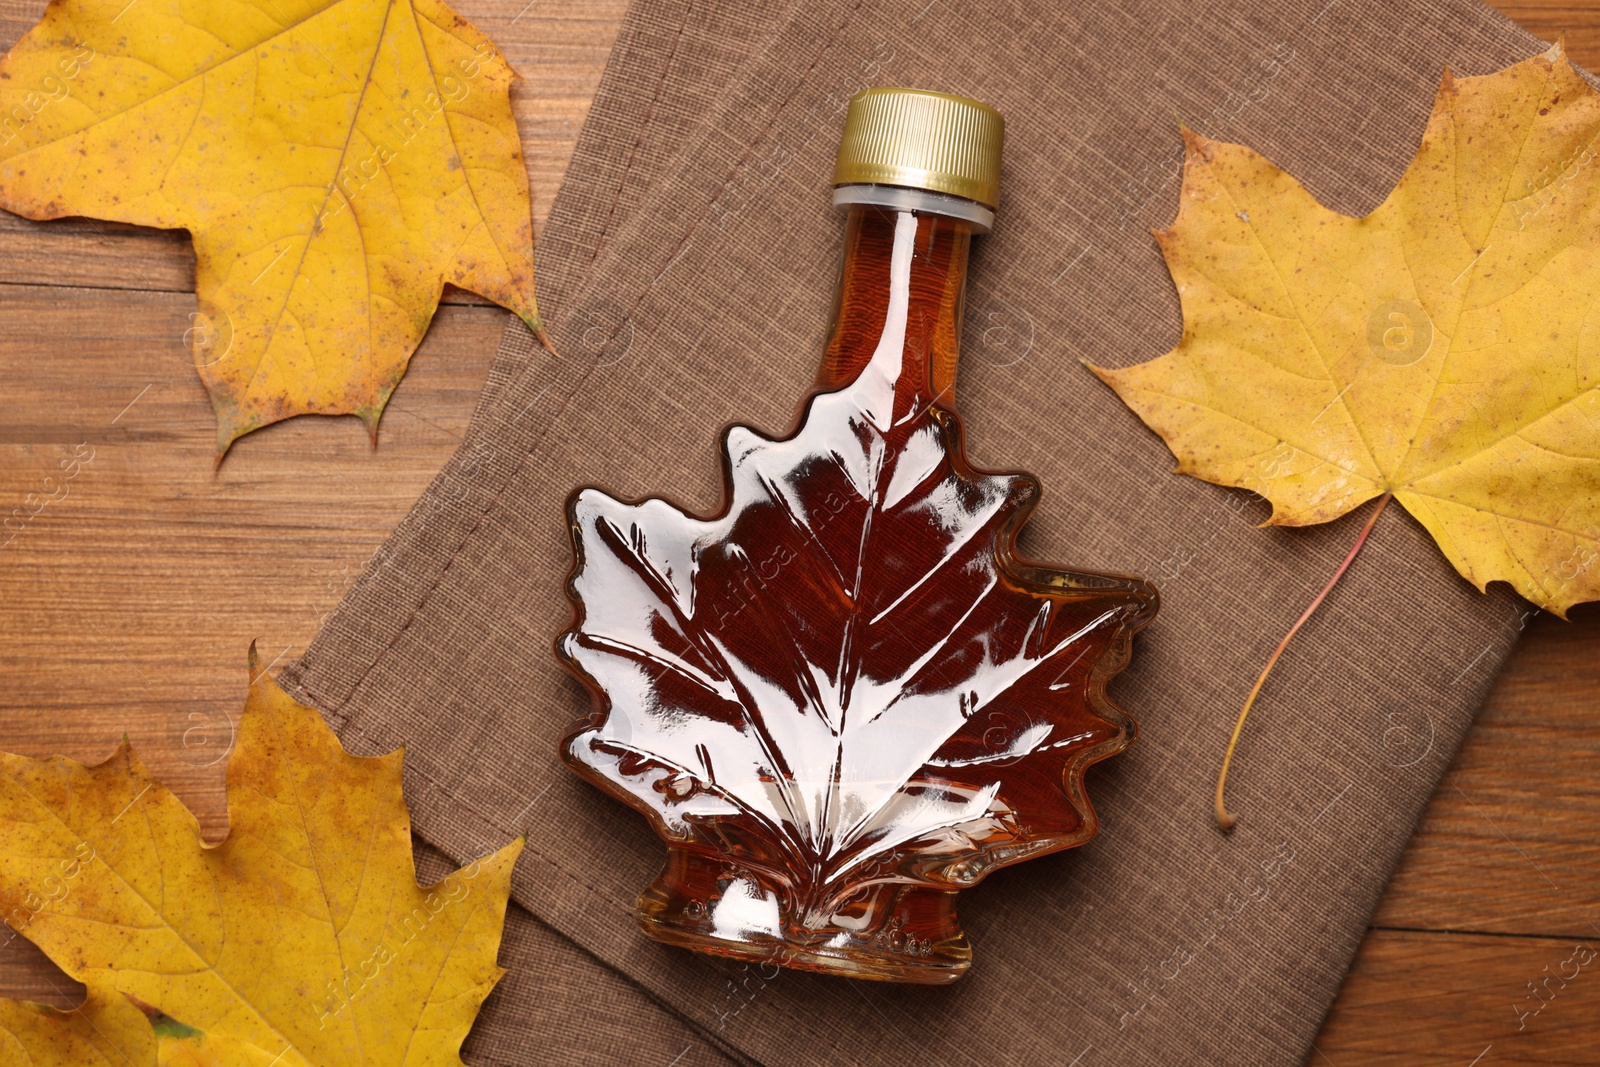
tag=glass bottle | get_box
[559,88,1158,984]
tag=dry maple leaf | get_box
[0,647,522,1065]
[0,0,544,457]
[558,273,1157,978]
[1095,44,1600,618]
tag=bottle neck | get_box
[815,202,974,419]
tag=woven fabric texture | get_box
[284,1,1548,1062]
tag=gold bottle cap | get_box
[833,88,1004,210]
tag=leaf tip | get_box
[361,410,381,449]
[1524,581,1572,620]
[247,640,263,683]
[213,417,250,469]
[530,315,560,359]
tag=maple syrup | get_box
[560,89,1157,983]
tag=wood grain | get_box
[0,2,1597,1065]
[0,0,627,1019]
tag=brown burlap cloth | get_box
[281,1,1552,1063]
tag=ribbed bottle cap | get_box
[833,88,1004,210]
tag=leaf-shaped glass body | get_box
[559,203,1158,983]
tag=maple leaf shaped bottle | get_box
[559,88,1158,984]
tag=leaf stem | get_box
[1214,491,1392,832]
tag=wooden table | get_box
[0,1,1596,1063]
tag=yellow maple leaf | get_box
[1095,44,1600,618]
[0,647,522,1066]
[0,988,157,1064]
[0,0,544,457]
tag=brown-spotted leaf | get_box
[0,989,156,1065]
[0,0,543,457]
[1095,45,1600,615]
[0,649,522,1065]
